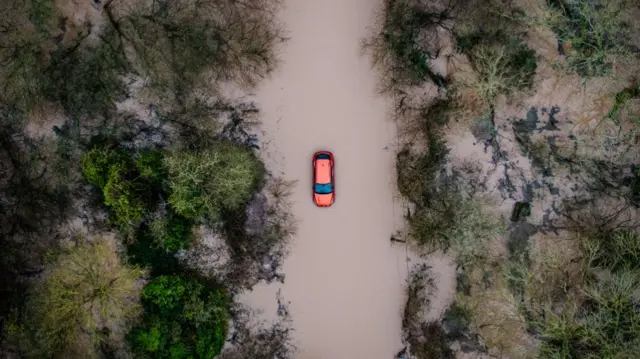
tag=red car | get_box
[312,151,335,207]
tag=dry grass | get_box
[514,234,583,318]
[457,260,537,358]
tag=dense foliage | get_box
[9,239,144,359]
[0,107,70,330]
[524,229,640,358]
[455,30,537,104]
[545,0,631,77]
[129,275,229,359]
[365,0,450,89]
[365,0,640,357]
[79,142,264,356]
[0,0,282,119]
[82,147,157,230]
[166,142,265,222]
[0,0,287,357]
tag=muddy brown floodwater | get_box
[240,0,414,358]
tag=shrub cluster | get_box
[165,142,265,222]
[455,30,537,105]
[395,99,506,265]
[401,265,456,359]
[80,141,264,357]
[129,275,229,359]
[382,0,437,84]
[523,229,640,358]
[82,147,161,230]
[544,0,632,77]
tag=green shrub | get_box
[395,99,456,210]
[103,168,146,227]
[129,275,229,359]
[397,145,447,205]
[0,0,57,110]
[82,147,148,228]
[165,142,265,221]
[0,39,47,111]
[82,147,131,188]
[607,81,640,123]
[118,0,282,95]
[136,150,167,184]
[27,0,57,34]
[1,1,128,118]
[370,0,447,87]
[149,214,194,252]
[517,227,640,358]
[383,0,432,82]
[127,229,181,276]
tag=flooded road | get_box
[242,0,412,358]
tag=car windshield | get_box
[316,153,331,160]
[314,183,332,194]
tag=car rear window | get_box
[316,153,331,160]
[314,183,332,194]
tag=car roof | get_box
[315,159,331,184]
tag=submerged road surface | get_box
[242,0,411,358]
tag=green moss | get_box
[27,0,57,34]
[607,82,640,122]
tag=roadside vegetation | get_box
[369,0,640,358]
[0,0,294,358]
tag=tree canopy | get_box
[129,275,229,359]
[10,238,144,359]
[166,142,265,221]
